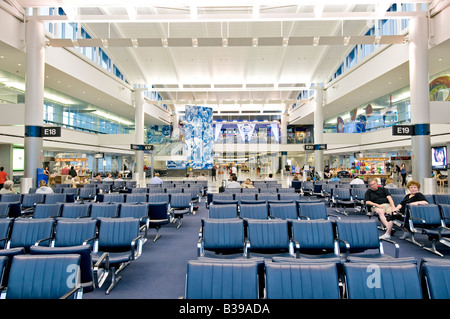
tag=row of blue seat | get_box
[208,201,336,220]
[186,257,450,299]
[198,218,401,260]
[0,217,145,297]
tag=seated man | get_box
[149,173,163,185]
[226,174,240,188]
[364,178,397,239]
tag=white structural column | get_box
[171,110,180,140]
[24,13,45,186]
[409,6,431,185]
[314,84,324,179]
[135,87,146,187]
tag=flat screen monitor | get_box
[13,148,24,171]
[432,146,447,170]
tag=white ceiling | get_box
[5,0,439,124]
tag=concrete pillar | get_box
[280,112,287,144]
[24,13,45,186]
[135,87,145,187]
[409,5,431,185]
[314,84,324,179]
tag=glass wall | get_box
[324,68,450,133]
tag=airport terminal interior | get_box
[0,0,449,302]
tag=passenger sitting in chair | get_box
[364,178,396,240]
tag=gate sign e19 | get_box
[392,125,413,136]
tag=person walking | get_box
[400,163,407,187]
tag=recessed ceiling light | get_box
[438,58,443,61]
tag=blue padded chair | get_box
[343,263,422,299]
[98,193,125,203]
[435,194,450,205]
[335,219,400,262]
[4,254,83,299]
[268,202,298,220]
[297,202,340,220]
[147,202,170,242]
[30,244,108,293]
[245,219,291,258]
[125,194,148,204]
[278,188,296,194]
[60,203,91,219]
[291,180,302,191]
[125,181,137,189]
[388,188,406,195]
[0,256,8,287]
[92,217,143,295]
[148,187,164,194]
[97,183,111,194]
[0,219,14,249]
[208,204,238,219]
[265,262,341,299]
[198,218,245,257]
[290,219,340,260]
[419,258,450,299]
[44,193,68,204]
[278,193,301,202]
[6,218,55,252]
[131,188,148,194]
[331,188,355,216]
[301,181,314,196]
[90,203,120,219]
[0,202,21,218]
[20,193,45,215]
[147,193,169,204]
[351,187,368,214]
[170,193,193,229]
[240,203,268,220]
[235,193,257,204]
[407,204,450,257]
[0,194,21,203]
[119,203,150,241]
[62,187,79,197]
[213,193,234,201]
[78,187,97,202]
[33,203,63,219]
[52,218,98,248]
[185,259,259,299]
[257,193,278,202]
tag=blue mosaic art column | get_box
[184,105,213,169]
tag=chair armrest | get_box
[326,213,341,220]
[438,225,450,239]
[197,237,204,257]
[244,238,251,258]
[34,236,53,247]
[298,215,310,220]
[59,286,83,299]
[290,238,299,257]
[130,235,144,260]
[379,238,400,258]
[83,236,97,246]
[93,252,109,288]
[335,238,350,261]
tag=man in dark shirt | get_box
[364,178,396,239]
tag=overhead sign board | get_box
[392,125,413,136]
[41,127,61,137]
[131,144,154,151]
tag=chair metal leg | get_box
[406,232,424,248]
[153,228,162,242]
[423,239,444,257]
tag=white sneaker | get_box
[379,233,391,240]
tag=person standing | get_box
[400,163,407,187]
[0,167,8,190]
[211,166,217,181]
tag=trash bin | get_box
[422,178,437,195]
[20,177,34,194]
